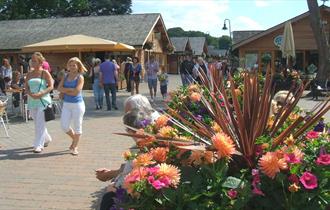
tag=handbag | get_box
[38,71,55,122]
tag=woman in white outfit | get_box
[25,52,54,153]
[58,57,87,155]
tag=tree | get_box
[0,0,132,20]
[307,0,330,81]
[218,35,231,50]
[167,27,220,48]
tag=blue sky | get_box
[132,0,328,37]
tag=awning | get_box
[21,34,135,52]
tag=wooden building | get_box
[168,37,192,74]
[0,13,172,74]
[167,37,208,74]
[232,6,330,72]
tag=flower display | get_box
[115,68,329,210]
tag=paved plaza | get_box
[0,75,328,210]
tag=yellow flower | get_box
[158,126,178,138]
[211,132,236,159]
[123,151,132,160]
[133,153,155,167]
[188,84,199,92]
[284,135,295,147]
[157,163,181,187]
[288,183,300,192]
[259,152,287,179]
[267,116,275,129]
[289,113,299,121]
[212,122,222,133]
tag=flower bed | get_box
[113,68,329,210]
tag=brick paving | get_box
[0,74,327,210]
[0,75,181,210]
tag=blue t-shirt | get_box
[100,60,116,84]
[63,75,83,103]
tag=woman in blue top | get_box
[25,52,54,153]
[58,57,87,155]
[129,57,142,96]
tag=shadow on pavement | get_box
[90,187,107,210]
[0,146,70,160]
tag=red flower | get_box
[299,172,318,190]
[284,153,301,164]
[227,189,238,199]
[288,174,299,184]
[306,131,319,139]
[316,154,330,165]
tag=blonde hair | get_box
[67,57,87,73]
[33,52,45,64]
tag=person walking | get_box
[180,55,194,86]
[99,54,118,110]
[145,55,159,102]
[25,52,53,153]
[130,57,142,96]
[158,66,169,100]
[89,58,104,110]
[58,57,87,155]
[193,57,210,84]
[123,57,132,92]
[0,58,13,94]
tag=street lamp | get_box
[222,18,232,56]
[222,18,232,41]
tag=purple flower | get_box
[195,115,202,121]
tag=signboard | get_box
[274,35,283,48]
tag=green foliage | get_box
[218,35,231,50]
[0,0,132,20]
[167,27,220,48]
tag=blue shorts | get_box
[148,78,157,90]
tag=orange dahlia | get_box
[157,163,181,187]
[136,136,156,148]
[188,151,203,166]
[150,147,168,163]
[190,92,202,102]
[211,132,236,159]
[259,152,287,179]
[133,153,155,167]
[155,115,169,129]
[204,151,217,164]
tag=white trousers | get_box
[30,107,52,148]
[60,102,85,134]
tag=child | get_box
[158,66,168,100]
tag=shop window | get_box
[245,52,258,70]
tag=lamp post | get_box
[222,18,232,71]
[222,19,232,41]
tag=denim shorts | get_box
[148,78,157,90]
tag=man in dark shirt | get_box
[99,54,118,110]
[180,55,194,86]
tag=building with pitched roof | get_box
[0,13,172,72]
[232,6,330,73]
